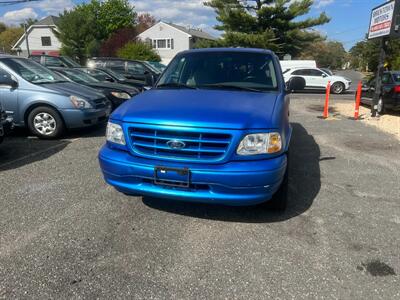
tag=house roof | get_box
[34,15,60,26]
[167,23,217,40]
[12,15,59,50]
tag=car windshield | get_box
[148,61,166,72]
[103,68,126,81]
[60,69,99,84]
[61,57,81,68]
[1,58,67,84]
[157,51,279,91]
[142,61,161,74]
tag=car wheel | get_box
[27,106,65,139]
[377,97,385,115]
[331,82,345,94]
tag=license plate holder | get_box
[154,166,190,188]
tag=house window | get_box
[41,36,51,46]
[157,39,167,49]
[153,39,173,49]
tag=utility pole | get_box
[371,37,387,117]
[23,23,30,57]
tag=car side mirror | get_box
[0,76,18,89]
[322,73,328,78]
[145,73,155,87]
[286,76,305,92]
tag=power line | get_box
[0,0,40,6]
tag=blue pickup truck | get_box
[98,48,304,210]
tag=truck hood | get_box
[111,89,279,129]
[40,82,105,100]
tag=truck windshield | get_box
[1,58,67,84]
[157,51,278,91]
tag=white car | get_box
[283,67,351,94]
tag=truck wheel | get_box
[27,106,65,139]
[331,82,345,94]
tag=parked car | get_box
[283,67,351,94]
[51,68,139,109]
[0,102,12,144]
[87,57,160,86]
[98,48,305,210]
[79,67,145,90]
[0,56,111,139]
[29,54,81,68]
[360,72,400,114]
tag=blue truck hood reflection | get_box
[111,89,279,129]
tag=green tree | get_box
[0,22,7,34]
[116,42,161,61]
[300,41,347,69]
[57,0,136,63]
[19,18,38,28]
[204,0,330,56]
[0,27,24,53]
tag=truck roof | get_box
[180,47,275,55]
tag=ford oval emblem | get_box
[166,140,186,150]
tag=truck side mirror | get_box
[286,76,305,92]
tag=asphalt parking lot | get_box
[0,92,399,299]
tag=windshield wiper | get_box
[157,83,197,89]
[199,83,264,93]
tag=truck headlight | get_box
[70,95,92,109]
[237,132,282,155]
[111,91,131,99]
[106,122,126,145]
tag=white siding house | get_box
[138,22,216,64]
[12,16,61,57]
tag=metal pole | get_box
[24,23,30,57]
[371,37,387,117]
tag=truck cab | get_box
[98,48,304,209]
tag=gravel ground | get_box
[0,93,399,299]
[332,102,400,141]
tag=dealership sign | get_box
[368,1,397,39]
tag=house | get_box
[12,16,61,57]
[138,21,217,64]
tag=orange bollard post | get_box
[354,81,362,120]
[323,81,331,119]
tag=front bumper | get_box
[59,107,111,129]
[98,144,287,206]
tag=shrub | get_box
[116,42,161,62]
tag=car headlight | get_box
[70,95,92,109]
[237,132,282,155]
[106,122,125,145]
[110,91,131,99]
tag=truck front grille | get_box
[129,127,232,162]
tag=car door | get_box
[307,69,329,88]
[126,61,147,83]
[291,69,311,87]
[0,67,19,122]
